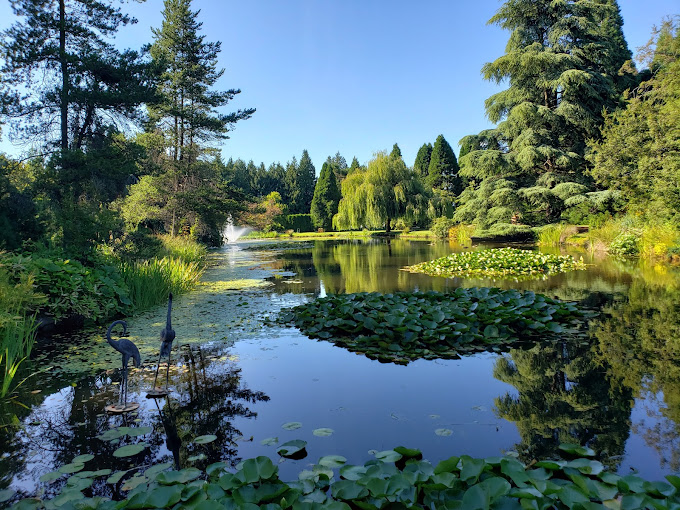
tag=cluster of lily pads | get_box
[408,247,587,280]
[276,288,585,363]
[5,444,680,509]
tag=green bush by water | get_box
[6,443,680,509]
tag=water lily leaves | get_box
[261,437,279,446]
[313,428,334,437]
[188,454,207,462]
[156,468,202,485]
[113,442,148,458]
[145,462,174,480]
[318,455,347,468]
[121,476,147,491]
[559,443,595,457]
[281,422,302,431]
[39,471,62,483]
[146,485,184,508]
[71,454,94,464]
[277,440,307,458]
[374,450,402,463]
[58,463,85,474]
[194,434,217,444]
[277,288,586,363]
[107,469,132,485]
[237,456,278,483]
[0,489,15,503]
[435,428,453,437]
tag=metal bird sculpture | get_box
[152,293,176,392]
[106,320,141,412]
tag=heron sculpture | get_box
[105,320,141,412]
[152,293,176,393]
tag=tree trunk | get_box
[59,0,68,151]
[385,217,391,233]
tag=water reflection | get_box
[493,342,632,470]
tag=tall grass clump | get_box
[585,217,627,252]
[157,234,207,264]
[450,224,475,245]
[0,259,45,398]
[639,223,680,259]
[120,257,204,310]
[536,224,566,247]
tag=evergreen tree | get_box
[414,143,433,178]
[149,0,254,162]
[310,162,341,230]
[326,151,349,181]
[390,143,402,159]
[349,157,361,174]
[286,150,316,214]
[0,0,155,152]
[427,135,461,194]
[457,0,636,227]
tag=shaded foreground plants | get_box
[275,289,586,363]
[6,444,680,509]
[408,248,586,280]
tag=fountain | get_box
[222,216,251,244]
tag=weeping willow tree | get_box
[333,151,431,233]
[457,0,636,227]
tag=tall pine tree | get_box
[285,150,316,214]
[310,161,341,230]
[414,143,433,178]
[427,135,461,194]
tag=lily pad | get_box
[194,434,218,444]
[260,437,279,446]
[58,463,85,474]
[435,428,453,437]
[113,442,148,458]
[277,440,307,458]
[39,471,62,483]
[188,454,207,461]
[319,455,347,468]
[313,428,334,437]
[71,454,94,464]
[282,421,302,431]
[0,489,15,503]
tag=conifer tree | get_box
[457,0,636,227]
[390,143,402,159]
[285,150,316,214]
[149,0,254,162]
[427,135,461,194]
[310,162,341,230]
[348,157,361,174]
[1,0,155,152]
[414,143,433,178]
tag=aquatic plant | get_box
[408,247,586,280]
[276,288,586,363]
[6,444,680,509]
[119,257,203,311]
[157,234,207,264]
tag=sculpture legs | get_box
[152,352,163,389]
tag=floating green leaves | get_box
[276,288,586,362]
[435,428,453,437]
[313,428,334,437]
[10,444,680,510]
[194,434,217,444]
[408,247,587,280]
[97,426,152,442]
[281,421,302,431]
[71,454,94,464]
[260,437,278,446]
[113,442,148,458]
[0,490,15,503]
[276,440,307,458]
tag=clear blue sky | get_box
[0,0,677,173]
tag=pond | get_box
[1,239,679,499]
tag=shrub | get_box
[609,231,640,256]
[281,214,314,232]
[430,217,455,239]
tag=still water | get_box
[1,239,679,499]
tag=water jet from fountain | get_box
[222,216,251,245]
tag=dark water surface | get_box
[1,239,679,498]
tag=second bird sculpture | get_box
[152,293,176,394]
[105,320,141,413]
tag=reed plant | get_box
[536,224,565,247]
[119,257,204,310]
[0,259,44,398]
[157,234,207,264]
[449,224,475,245]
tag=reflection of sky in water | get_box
[2,239,680,496]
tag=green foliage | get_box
[16,445,680,510]
[457,0,636,228]
[3,254,131,323]
[472,223,536,242]
[427,134,461,193]
[118,257,203,311]
[409,248,586,280]
[390,143,402,159]
[413,143,433,178]
[609,231,641,256]
[156,234,207,264]
[276,288,585,363]
[588,19,680,222]
[310,162,341,230]
[286,150,317,214]
[430,217,456,239]
[334,152,432,233]
[281,214,314,233]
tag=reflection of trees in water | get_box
[593,279,680,471]
[0,345,269,497]
[494,342,632,469]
